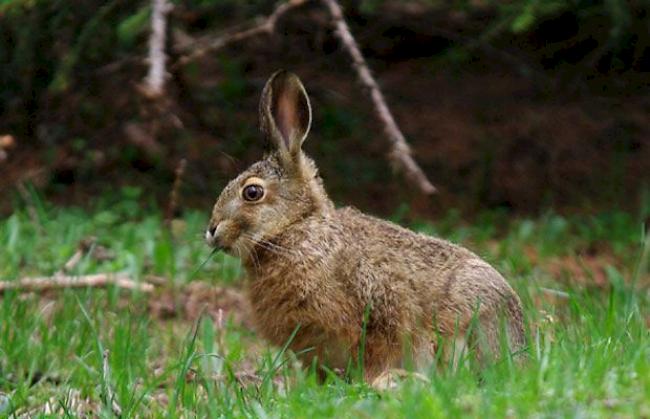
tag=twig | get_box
[61,250,85,274]
[539,287,570,299]
[0,273,154,294]
[143,275,169,286]
[96,55,145,76]
[321,0,436,195]
[15,182,42,233]
[144,0,173,98]
[174,0,307,67]
[165,158,187,226]
[101,350,123,417]
[55,237,97,276]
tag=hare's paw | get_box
[370,368,430,391]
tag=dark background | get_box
[1,0,648,219]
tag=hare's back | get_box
[332,207,515,299]
[333,207,522,335]
[334,206,475,263]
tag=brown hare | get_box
[205,70,526,386]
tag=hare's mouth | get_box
[205,219,251,257]
[205,226,230,252]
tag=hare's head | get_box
[205,71,333,257]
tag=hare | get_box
[205,70,526,385]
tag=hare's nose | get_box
[205,224,219,243]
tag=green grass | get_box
[0,198,648,417]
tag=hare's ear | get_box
[260,70,312,164]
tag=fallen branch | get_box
[0,273,154,294]
[321,0,437,195]
[174,0,307,67]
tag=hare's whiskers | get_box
[241,236,284,259]
[240,240,262,274]
[256,238,296,256]
[240,233,297,259]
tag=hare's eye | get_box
[242,184,264,202]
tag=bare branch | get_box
[165,158,187,226]
[0,273,154,294]
[175,0,307,67]
[144,0,173,97]
[321,0,436,195]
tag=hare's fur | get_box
[207,71,526,383]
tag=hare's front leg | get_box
[360,333,433,390]
[358,333,401,383]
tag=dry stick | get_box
[0,274,154,294]
[539,287,570,299]
[321,0,437,195]
[54,248,85,278]
[55,237,98,276]
[144,0,173,97]
[175,0,307,67]
[165,158,187,226]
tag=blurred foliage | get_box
[358,0,638,42]
[116,6,150,48]
[0,0,648,215]
[1,0,646,130]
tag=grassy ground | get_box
[0,193,648,417]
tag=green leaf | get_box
[117,7,150,48]
[511,9,535,33]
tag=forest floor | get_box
[0,196,648,417]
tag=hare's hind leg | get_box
[475,295,527,363]
[438,265,526,366]
[423,310,512,370]
[452,294,526,367]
